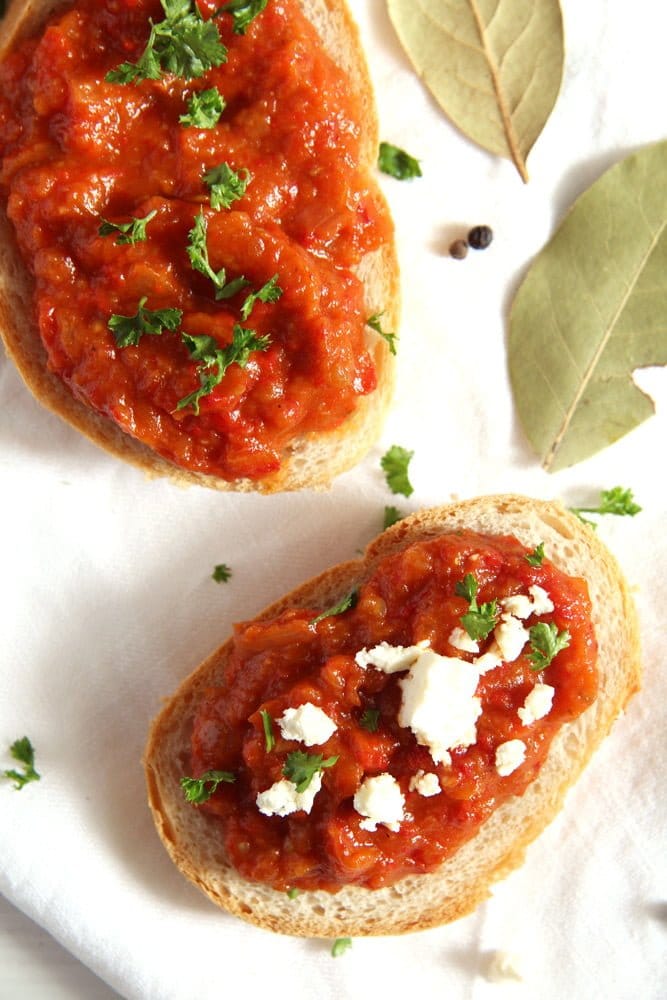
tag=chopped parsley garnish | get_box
[217,0,270,34]
[204,162,251,210]
[99,209,157,246]
[240,275,283,320]
[525,542,546,567]
[108,297,182,348]
[180,769,236,804]
[3,737,40,790]
[455,573,498,641]
[177,326,271,414]
[283,751,338,793]
[366,313,397,355]
[260,709,275,752]
[331,937,353,958]
[212,563,232,583]
[381,445,414,497]
[180,86,226,128]
[383,505,404,529]
[187,211,250,299]
[528,622,571,671]
[378,142,422,180]
[287,887,300,899]
[311,588,358,626]
[106,0,228,85]
[570,487,642,527]
[359,708,380,733]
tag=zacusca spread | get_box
[0,0,392,481]
[188,531,598,892]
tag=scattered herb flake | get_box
[378,141,422,180]
[108,297,182,348]
[99,209,157,246]
[383,505,404,529]
[331,937,353,958]
[311,589,358,626]
[218,0,270,35]
[212,563,232,583]
[260,709,275,752]
[180,769,235,804]
[455,573,498,641]
[240,275,283,320]
[367,313,397,355]
[381,445,414,497]
[528,622,571,671]
[177,325,271,413]
[283,751,338,793]
[180,86,225,128]
[204,162,251,210]
[3,737,40,790]
[187,211,248,299]
[525,542,546,567]
[287,887,300,899]
[359,708,380,733]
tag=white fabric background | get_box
[1,1,666,997]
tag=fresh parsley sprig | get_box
[359,708,380,733]
[283,751,338,793]
[383,505,404,529]
[525,542,546,567]
[180,86,226,128]
[570,487,642,527]
[177,326,271,413]
[180,769,236,804]
[212,563,232,582]
[106,0,228,85]
[3,737,40,790]
[204,162,251,210]
[187,211,250,299]
[217,0,270,34]
[381,445,414,497]
[378,142,422,180]
[240,275,283,320]
[455,573,498,641]
[311,589,358,626]
[108,297,182,348]
[259,709,275,752]
[367,313,397,355]
[528,623,571,671]
[99,209,157,246]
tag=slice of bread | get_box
[144,495,641,936]
[0,0,398,492]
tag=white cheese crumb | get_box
[493,613,530,662]
[517,683,555,726]
[449,627,479,654]
[501,594,534,619]
[354,773,405,831]
[355,641,428,673]
[495,739,527,777]
[409,770,441,797]
[256,773,323,817]
[474,649,502,674]
[486,950,525,983]
[528,584,554,616]
[398,649,482,764]
[278,702,337,746]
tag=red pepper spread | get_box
[190,531,598,892]
[0,0,392,480]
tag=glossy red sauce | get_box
[191,532,598,892]
[0,0,391,480]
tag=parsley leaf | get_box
[367,313,397,355]
[180,769,235,804]
[359,708,380,733]
[259,709,275,752]
[525,542,546,567]
[311,588,358,625]
[528,623,571,671]
[455,573,498,641]
[378,142,422,180]
[240,275,283,320]
[217,0,270,34]
[287,887,300,899]
[283,751,338,793]
[204,162,251,210]
[3,737,40,790]
[180,86,226,128]
[99,209,157,245]
[383,505,404,529]
[177,326,271,413]
[212,563,232,582]
[106,0,228,85]
[187,211,249,299]
[108,297,182,348]
[331,937,353,958]
[381,445,414,497]
[571,487,642,527]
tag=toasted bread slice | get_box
[144,495,641,936]
[0,0,398,492]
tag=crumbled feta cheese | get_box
[502,594,534,619]
[398,650,482,763]
[493,613,530,662]
[528,584,554,616]
[353,773,405,831]
[495,739,527,777]
[474,649,502,674]
[486,950,524,983]
[409,770,441,797]
[256,773,322,817]
[517,683,555,726]
[449,627,479,654]
[355,641,428,673]
[278,702,337,746]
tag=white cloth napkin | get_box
[1,1,666,997]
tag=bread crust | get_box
[0,0,398,492]
[144,495,641,936]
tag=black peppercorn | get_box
[449,239,468,260]
[467,225,493,250]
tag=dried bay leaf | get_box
[386,0,564,181]
[509,140,667,472]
